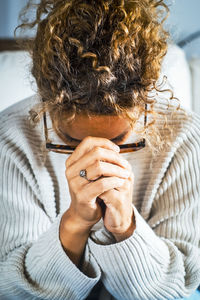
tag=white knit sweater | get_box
[0,96,200,300]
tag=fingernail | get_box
[122,160,129,167]
[123,170,130,177]
[114,144,120,152]
[119,179,125,185]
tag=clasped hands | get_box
[65,136,136,242]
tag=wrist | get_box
[60,210,93,237]
[113,222,135,242]
[113,210,136,242]
[59,211,92,267]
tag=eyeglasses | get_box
[43,104,147,154]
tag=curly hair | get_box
[16,0,186,156]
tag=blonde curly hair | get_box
[16,0,186,156]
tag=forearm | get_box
[59,210,93,267]
[88,206,200,300]
[1,215,101,300]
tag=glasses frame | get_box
[43,104,147,154]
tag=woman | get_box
[0,0,200,299]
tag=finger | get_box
[67,146,129,179]
[86,161,131,181]
[99,187,132,208]
[113,172,134,191]
[99,188,119,201]
[98,190,124,213]
[82,176,126,204]
[66,136,120,168]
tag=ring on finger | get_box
[79,169,94,182]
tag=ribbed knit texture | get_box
[0,95,200,300]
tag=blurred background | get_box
[1,0,200,58]
[0,0,200,113]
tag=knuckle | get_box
[65,155,72,168]
[83,136,92,144]
[65,169,70,180]
[93,146,102,156]
[95,160,102,174]
[69,177,76,190]
[75,136,91,150]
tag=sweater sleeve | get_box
[88,117,200,300]
[0,144,101,299]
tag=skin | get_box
[55,112,137,267]
[56,113,133,145]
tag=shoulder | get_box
[175,108,200,151]
[171,108,200,163]
[154,97,200,149]
[160,101,200,183]
[148,98,200,185]
[0,95,45,166]
[0,95,39,122]
[173,109,200,171]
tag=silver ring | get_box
[79,169,91,182]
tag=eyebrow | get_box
[61,129,129,142]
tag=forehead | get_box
[59,112,131,139]
[61,112,129,127]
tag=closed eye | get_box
[61,130,129,144]
[65,134,125,143]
